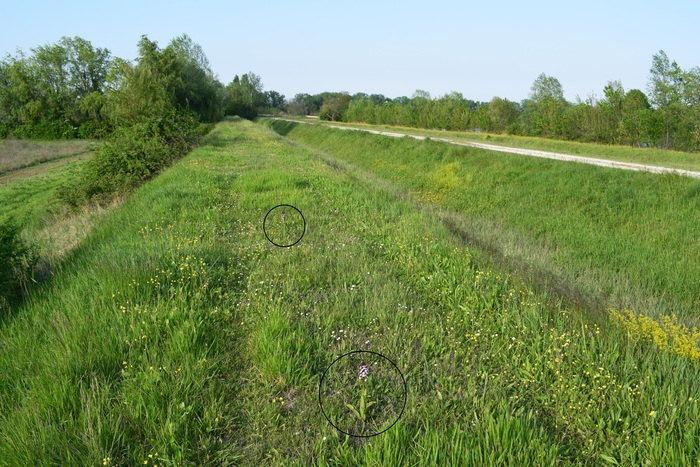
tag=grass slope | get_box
[264,119,700,324]
[0,153,90,228]
[284,117,700,172]
[0,149,106,275]
[2,119,700,465]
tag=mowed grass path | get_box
[2,119,700,465]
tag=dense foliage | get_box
[0,37,111,139]
[0,35,285,141]
[56,36,215,205]
[291,51,700,152]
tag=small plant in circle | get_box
[345,361,376,426]
[280,208,291,240]
[264,205,305,247]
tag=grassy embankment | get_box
[282,116,700,172]
[2,119,700,465]
[265,119,700,326]
[0,141,109,273]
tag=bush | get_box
[77,120,110,139]
[58,109,209,206]
[0,218,38,311]
[12,118,76,140]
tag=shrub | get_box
[0,218,38,311]
[77,120,110,139]
[12,118,76,140]
[58,109,209,206]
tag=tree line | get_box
[287,51,699,153]
[0,35,286,140]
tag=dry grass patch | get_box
[0,139,93,174]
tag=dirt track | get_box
[276,118,700,179]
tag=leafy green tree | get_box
[263,90,286,112]
[166,34,224,122]
[525,73,568,137]
[621,89,652,146]
[681,68,700,151]
[345,97,375,123]
[0,36,111,138]
[648,50,685,148]
[291,93,324,115]
[488,97,520,133]
[319,93,351,121]
[470,102,490,132]
[598,80,625,143]
[369,94,389,105]
[60,35,208,205]
[103,36,181,127]
[225,72,264,119]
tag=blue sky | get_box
[2,0,699,102]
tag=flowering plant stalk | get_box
[346,362,376,425]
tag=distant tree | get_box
[648,50,685,148]
[263,90,286,112]
[104,36,180,127]
[286,93,324,115]
[621,89,652,146]
[598,80,625,143]
[525,73,568,137]
[287,96,307,116]
[433,92,470,130]
[488,97,520,133]
[0,36,112,138]
[369,93,389,105]
[319,93,351,121]
[345,98,375,123]
[470,102,490,132]
[682,67,700,151]
[225,72,264,119]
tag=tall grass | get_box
[2,119,700,465]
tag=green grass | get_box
[2,119,700,465]
[264,119,700,325]
[0,150,106,274]
[0,138,93,174]
[282,116,700,172]
[0,153,90,228]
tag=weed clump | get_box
[0,218,38,312]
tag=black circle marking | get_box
[318,350,407,438]
[262,204,306,247]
